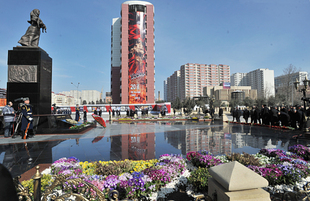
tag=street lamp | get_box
[71,82,80,89]
[294,76,310,132]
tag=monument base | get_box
[7,46,52,115]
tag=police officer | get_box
[21,97,34,139]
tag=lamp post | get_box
[294,76,310,132]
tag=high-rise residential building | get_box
[111,1,155,104]
[165,63,230,101]
[166,70,181,102]
[230,69,275,98]
[163,80,167,101]
[274,71,308,89]
[230,72,248,86]
[274,71,308,104]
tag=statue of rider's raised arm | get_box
[18,9,47,47]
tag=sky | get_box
[0,0,310,99]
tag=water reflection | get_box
[0,121,307,178]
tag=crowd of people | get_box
[231,105,310,130]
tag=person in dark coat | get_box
[75,104,80,122]
[232,108,237,122]
[280,106,288,114]
[0,164,18,201]
[243,108,250,123]
[255,106,261,124]
[94,107,98,115]
[83,110,87,121]
[21,97,34,139]
[219,108,223,117]
[99,108,102,117]
[278,111,290,126]
[290,108,298,128]
[296,107,303,130]
[270,107,279,125]
[236,107,241,122]
[210,107,215,119]
[251,106,258,123]
[261,105,269,125]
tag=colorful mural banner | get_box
[128,11,147,104]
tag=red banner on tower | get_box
[128,11,147,104]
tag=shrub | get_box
[226,152,261,166]
[188,167,210,192]
[95,160,134,176]
[288,144,310,161]
[20,174,54,194]
[187,151,222,168]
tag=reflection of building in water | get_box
[164,130,187,155]
[234,133,245,149]
[230,125,285,150]
[110,123,155,160]
[185,128,232,156]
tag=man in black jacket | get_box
[243,108,250,123]
[278,111,290,126]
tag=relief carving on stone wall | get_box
[8,65,37,83]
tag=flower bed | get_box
[116,116,186,121]
[21,145,310,200]
[69,121,93,130]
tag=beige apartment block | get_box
[203,86,257,101]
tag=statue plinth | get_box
[7,46,52,115]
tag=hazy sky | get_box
[0,0,309,99]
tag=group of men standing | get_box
[2,98,34,139]
[232,105,310,130]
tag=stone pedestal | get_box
[7,47,52,115]
[208,161,270,201]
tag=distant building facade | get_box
[163,80,167,101]
[111,1,155,104]
[57,90,101,105]
[52,92,75,106]
[0,88,6,106]
[165,63,230,101]
[230,72,247,86]
[274,71,308,91]
[230,68,275,98]
[166,70,181,102]
[105,92,112,103]
[203,86,257,102]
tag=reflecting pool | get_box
[0,121,308,178]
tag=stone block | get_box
[209,161,268,191]
[208,178,271,201]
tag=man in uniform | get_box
[21,97,34,139]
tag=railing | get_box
[13,165,310,201]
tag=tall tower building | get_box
[111,1,155,104]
